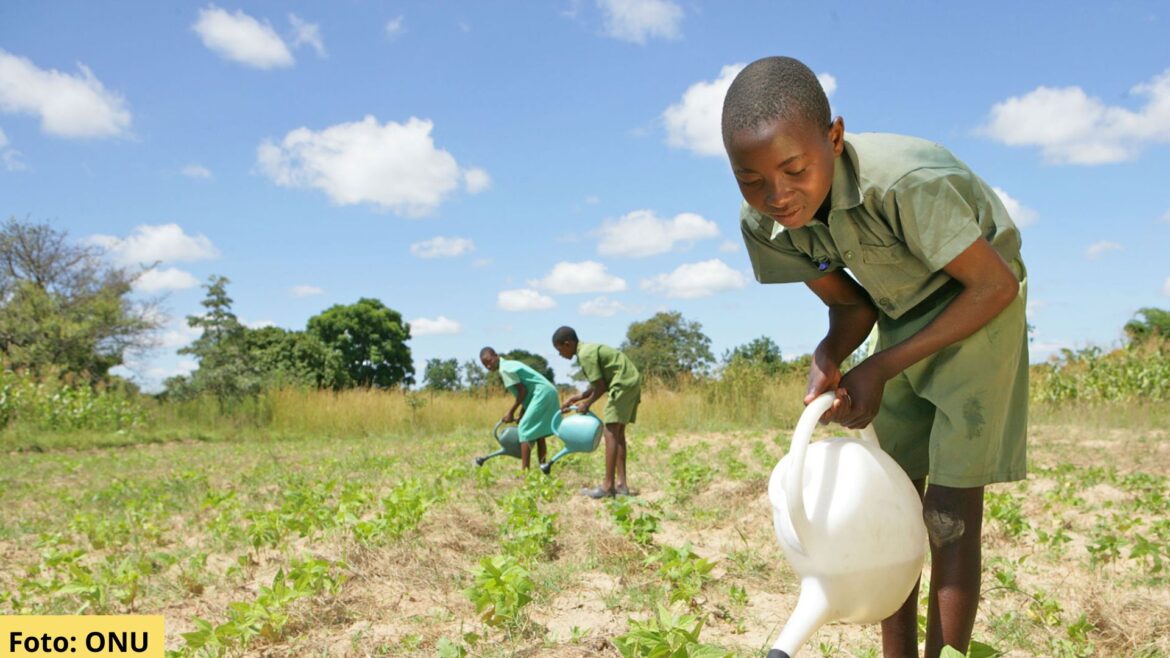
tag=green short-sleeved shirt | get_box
[740,132,1029,487]
[498,358,559,443]
[576,342,642,424]
[741,132,1023,318]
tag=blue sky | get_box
[2,1,1168,391]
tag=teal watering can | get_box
[474,421,522,467]
[540,406,603,474]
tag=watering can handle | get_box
[784,392,879,555]
[492,420,513,441]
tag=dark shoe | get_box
[580,486,615,499]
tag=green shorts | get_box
[871,273,1028,488]
[603,385,641,425]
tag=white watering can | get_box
[765,392,927,658]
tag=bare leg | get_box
[601,424,618,492]
[882,478,927,658]
[923,484,985,658]
[536,437,548,464]
[519,442,532,470]
[610,422,628,490]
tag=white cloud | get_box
[1164,277,1170,297]
[257,115,482,216]
[193,6,294,69]
[244,318,274,329]
[472,258,492,268]
[410,236,475,258]
[0,49,131,138]
[385,16,406,39]
[147,359,198,380]
[584,195,601,205]
[411,315,462,336]
[1084,241,1122,260]
[663,63,837,157]
[89,223,220,266]
[182,163,212,179]
[719,240,739,253]
[0,127,25,171]
[817,73,838,98]
[598,0,683,44]
[463,167,491,194]
[530,261,627,294]
[597,209,719,257]
[992,187,1038,228]
[159,322,202,349]
[663,64,743,157]
[498,288,557,311]
[641,259,746,298]
[579,296,628,317]
[289,14,326,57]
[133,267,200,293]
[981,68,1170,164]
[291,284,323,297]
[1160,208,1170,224]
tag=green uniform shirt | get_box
[498,358,559,443]
[498,358,555,394]
[576,343,640,390]
[741,132,1023,319]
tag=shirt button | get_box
[878,297,893,309]
[844,250,854,260]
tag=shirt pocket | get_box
[860,242,931,278]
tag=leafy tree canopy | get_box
[1124,307,1170,345]
[423,357,461,391]
[307,297,414,388]
[723,335,787,376]
[621,311,714,381]
[0,217,159,382]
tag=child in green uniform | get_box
[722,57,1028,658]
[551,326,642,499]
[479,347,557,470]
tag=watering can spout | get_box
[772,581,832,657]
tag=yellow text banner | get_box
[1,616,163,657]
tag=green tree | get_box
[307,298,414,388]
[245,326,350,389]
[723,335,786,376]
[621,311,714,381]
[0,217,160,382]
[423,358,461,391]
[462,359,487,391]
[172,275,261,404]
[1124,307,1170,344]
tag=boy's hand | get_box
[804,351,842,422]
[502,412,516,423]
[834,359,887,429]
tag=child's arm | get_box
[804,269,879,411]
[563,380,605,414]
[503,382,527,422]
[833,237,1019,429]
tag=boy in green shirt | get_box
[479,347,557,470]
[552,326,642,499]
[722,57,1028,658]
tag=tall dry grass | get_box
[143,367,811,441]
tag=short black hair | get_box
[551,326,578,344]
[479,346,497,359]
[721,56,831,148]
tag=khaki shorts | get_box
[603,385,641,425]
[871,274,1028,488]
